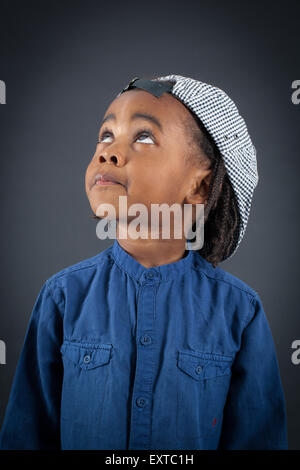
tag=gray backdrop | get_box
[0,0,299,449]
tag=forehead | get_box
[103,88,193,129]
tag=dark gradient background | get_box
[0,0,299,449]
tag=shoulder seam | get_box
[47,255,109,283]
[242,293,257,330]
[45,278,64,318]
[191,265,257,299]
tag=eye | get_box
[97,128,155,145]
[135,131,155,144]
[98,133,113,143]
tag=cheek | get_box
[85,157,97,190]
[85,169,91,195]
[131,177,182,206]
[154,165,185,198]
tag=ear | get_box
[184,169,212,205]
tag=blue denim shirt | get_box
[0,239,288,450]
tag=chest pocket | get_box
[176,349,234,440]
[60,341,112,370]
[60,340,113,426]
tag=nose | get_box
[98,148,126,166]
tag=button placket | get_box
[128,283,156,450]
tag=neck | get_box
[116,224,188,268]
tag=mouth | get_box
[93,172,124,188]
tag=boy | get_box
[0,75,288,449]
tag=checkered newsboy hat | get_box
[117,74,259,260]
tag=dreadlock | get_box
[182,109,241,268]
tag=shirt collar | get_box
[110,238,198,283]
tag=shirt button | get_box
[83,354,91,364]
[195,365,203,374]
[145,270,156,280]
[136,397,147,408]
[140,334,152,346]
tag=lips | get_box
[93,172,124,187]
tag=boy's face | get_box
[85,88,211,226]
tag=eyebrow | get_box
[101,112,163,132]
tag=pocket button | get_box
[195,364,203,374]
[83,354,91,364]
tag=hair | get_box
[91,76,241,268]
[181,108,241,268]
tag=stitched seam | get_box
[61,340,112,350]
[110,252,193,284]
[242,293,257,330]
[191,265,257,299]
[46,279,64,319]
[48,256,109,282]
[179,350,233,361]
[110,253,141,283]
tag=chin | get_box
[91,197,119,218]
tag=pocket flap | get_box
[60,340,112,370]
[177,349,233,381]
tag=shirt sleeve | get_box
[0,280,64,449]
[218,293,288,450]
